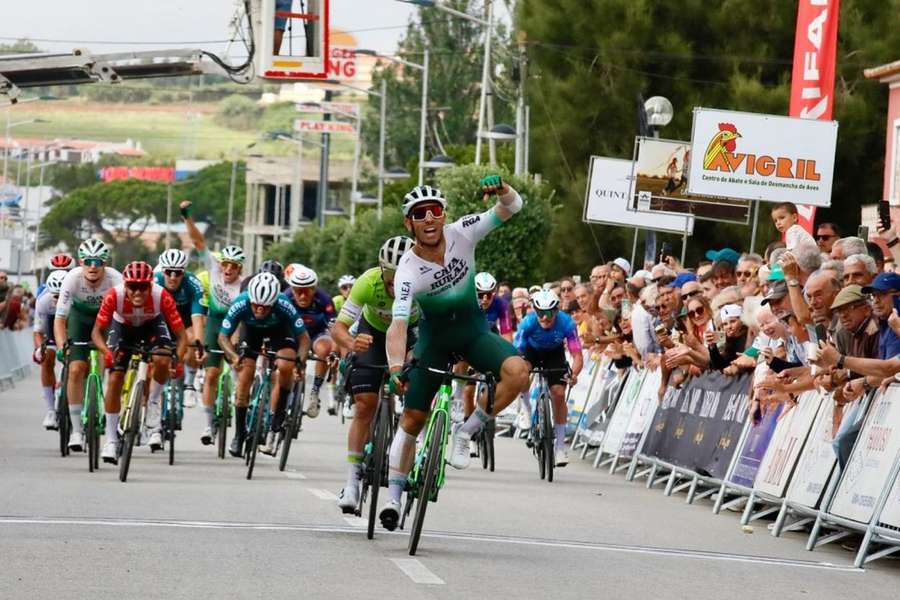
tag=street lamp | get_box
[478,123,517,141]
[382,166,411,180]
[644,96,674,132]
[421,154,455,169]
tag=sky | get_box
[0,0,418,58]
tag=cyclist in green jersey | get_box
[180,200,246,446]
[332,237,418,513]
[378,176,530,530]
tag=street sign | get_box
[294,119,356,135]
[295,101,360,117]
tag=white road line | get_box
[0,517,862,572]
[308,488,338,501]
[283,470,307,480]
[389,558,445,585]
[344,517,366,528]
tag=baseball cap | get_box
[667,271,697,289]
[704,248,740,266]
[720,304,743,321]
[761,280,788,305]
[767,264,785,282]
[612,257,631,276]
[862,272,900,294]
[831,285,866,310]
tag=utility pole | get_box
[474,0,493,165]
[515,31,527,175]
[317,90,332,228]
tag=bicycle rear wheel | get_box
[367,398,391,540]
[246,390,267,480]
[119,381,144,483]
[57,396,70,458]
[278,387,301,472]
[85,376,99,472]
[216,375,231,460]
[540,393,554,483]
[408,411,445,556]
[167,383,177,466]
[484,419,496,473]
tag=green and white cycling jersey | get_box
[55,266,123,318]
[200,250,242,318]
[392,198,516,322]
[337,266,419,333]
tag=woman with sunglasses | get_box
[91,261,187,463]
[33,270,68,431]
[53,239,123,454]
[378,176,531,531]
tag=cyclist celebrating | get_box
[380,177,531,530]
[33,270,68,429]
[91,261,187,462]
[180,200,245,446]
[514,289,583,467]
[332,236,419,513]
[218,272,311,457]
[54,239,123,452]
[333,274,355,313]
[155,249,207,408]
[283,265,337,417]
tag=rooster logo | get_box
[703,123,741,170]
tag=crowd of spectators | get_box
[0,270,34,331]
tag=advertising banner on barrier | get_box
[877,470,900,528]
[753,391,823,498]
[785,394,840,509]
[641,371,750,479]
[829,386,900,523]
[620,368,661,458]
[566,351,599,434]
[601,369,646,457]
[729,401,784,488]
[581,368,627,446]
[686,108,837,207]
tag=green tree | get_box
[177,161,247,241]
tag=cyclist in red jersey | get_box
[90,261,186,463]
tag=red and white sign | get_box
[296,101,360,118]
[294,119,356,135]
[327,46,357,80]
[789,0,841,233]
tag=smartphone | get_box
[858,225,869,240]
[659,242,673,263]
[814,324,827,344]
[879,200,891,231]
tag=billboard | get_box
[295,119,356,135]
[583,156,694,235]
[630,137,750,224]
[687,108,838,207]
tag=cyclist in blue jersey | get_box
[476,272,513,340]
[156,249,207,407]
[283,264,338,418]
[514,289,583,466]
[218,273,311,457]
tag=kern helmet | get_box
[402,185,446,217]
[49,253,74,270]
[45,270,68,294]
[379,236,414,270]
[475,272,498,293]
[219,245,245,265]
[78,238,110,263]
[247,272,281,306]
[337,274,356,288]
[531,289,560,311]
[158,248,188,270]
[123,261,154,284]
[259,259,284,280]
[286,264,318,288]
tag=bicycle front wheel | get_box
[540,393,554,483]
[119,380,144,483]
[278,384,302,472]
[408,411,445,556]
[85,376,99,472]
[246,392,267,480]
[367,398,391,540]
[485,419,496,473]
[167,384,177,466]
[216,375,232,460]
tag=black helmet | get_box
[260,260,284,280]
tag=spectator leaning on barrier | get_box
[804,269,843,331]
[559,277,576,308]
[631,284,660,359]
[708,304,749,371]
[816,222,841,254]
[589,263,610,291]
[736,253,764,296]
[711,260,737,290]
[862,273,900,360]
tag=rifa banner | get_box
[784,394,840,509]
[789,0,841,233]
[620,368,662,459]
[641,371,750,480]
[729,402,784,488]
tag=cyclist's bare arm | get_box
[297,331,312,365]
[571,350,584,380]
[218,332,240,366]
[53,317,68,349]
[90,323,109,356]
[180,201,206,252]
[173,327,188,361]
[386,318,408,374]
[489,183,523,222]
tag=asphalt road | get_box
[1,371,897,599]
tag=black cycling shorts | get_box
[522,345,568,388]
[107,314,173,372]
[347,319,416,396]
[239,324,296,360]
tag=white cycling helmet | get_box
[379,236,414,270]
[402,185,446,217]
[158,248,188,270]
[531,289,560,311]
[219,245,245,265]
[247,272,281,306]
[475,272,497,293]
[78,238,110,262]
[338,274,356,288]
[45,270,68,294]
[286,264,318,288]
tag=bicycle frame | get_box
[410,382,453,499]
[81,349,105,429]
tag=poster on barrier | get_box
[566,351,599,433]
[620,367,661,458]
[753,391,823,498]
[641,371,750,479]
[601,369,646,456]
[583,368,627,446]
[830,385,900,523]
[877,469,900,528]
[728,395,785,488]
[784,394,840,509]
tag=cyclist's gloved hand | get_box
[388,371,406,396]
[179,201,193,219]
[480,174,504,198]
[33,348,44,364]
[55,347,65,362]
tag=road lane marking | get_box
[308,488,338,501]
[0,516,862,572]
[344,517,366,527]
[389,558,445,585]
[284,470,307,480]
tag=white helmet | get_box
[158,249,188,270]
[286,264,318,288]
[338,274,356,288]
[45,270,68,294]
[379,236,414,270]
[78,238,110,262]
[475,272,497,293]
[402,185,446,217]
[531,289,560,311]
[247,272,281,306]
[219,245,245,265]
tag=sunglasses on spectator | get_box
[688,307,706,319]
[815,234,837,241]
[736,269,756,278]
[681,289,700,301]
[477,292,493,300]
[83,258,104,267]
[536,308,558,319]
[560,286,574,293]
[340,284,353,290]
[409,204,444,221]
[125,283,150,292]
[164,269,184,278]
